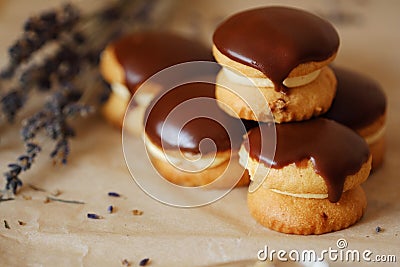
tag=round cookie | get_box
[241,118,371,202]
[324,66,387,169]
[99,31,213,130]
[248,185,367,235]
[212,6,339,123]
[216,66,337,123]
[240,118,371,234]
[213,6,339,89]
[144,82,252,188]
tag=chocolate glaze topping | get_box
[324,66,387,130]
[245,118,370,202]
[213,6,339,91]
[145,82,249,154]
[112,32,213,93]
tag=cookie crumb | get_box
[271,98,287,112]
[51,189,62,196]
[121,259,131,266]
[28,184,46,192]
[375,226,382,233]
[18,220,26,226]
[132,209,143,216]
[4,220,10,229]
[22,195,32,200]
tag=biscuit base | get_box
[215,66,337,123]
[101,92,149,136]
[100,45,125,85]
[100,44,147,135]
[148,153,250,189]
[248,185,367,235]
[101,92,128,129]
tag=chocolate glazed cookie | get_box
[213,7,339,123]
[100,32,213,129]
[325,66,387,169]
[144,82,253,188]
[240,118,371,234]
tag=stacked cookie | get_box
[143,81,252,188]
[99,6,386,234]
[100,31,213,132]
[324,66,387,169]
[100,32,253,189]
[213,6,338,123]
[212,6,373,234]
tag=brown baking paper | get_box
[1,1,399,266]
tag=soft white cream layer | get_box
[364,123,386,145]
[111,82,162,107]
[111,82,131,101]
[222,67,321,88]
[112,82,163,136]
[270,189,328,199]
[144,134,230,172]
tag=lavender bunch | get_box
[4,88,92,194]
[0,0,165,197]
[1,4,80,123]
[2,4,80,79]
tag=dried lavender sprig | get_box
[22,88,93,163]
[0,89,25,123]
[1,0,162,124]
[1,43,92,123]
[6,4,80,71]
[0,198,14,202]
[28,184,46,192]
[108,192,121,197]
[139,258,150,266]
[2,87,93,194]
[107,205,114,213]
[0,3,82,122]
[87,213,102,219]
[46,196,85,204]
[4,220,11,229]
[1,0,171,197]
[2,142,41,194]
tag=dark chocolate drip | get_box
[213,6,339,91]
[324,66,387,130]
[112,32,213,93]
[145,82,247,154]
[245,118,370,202]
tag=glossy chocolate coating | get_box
[213,6,339,91]
[245,118,370,202]
[145,82,249,154]
[324,66,386,130]
[112,32,213,93]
